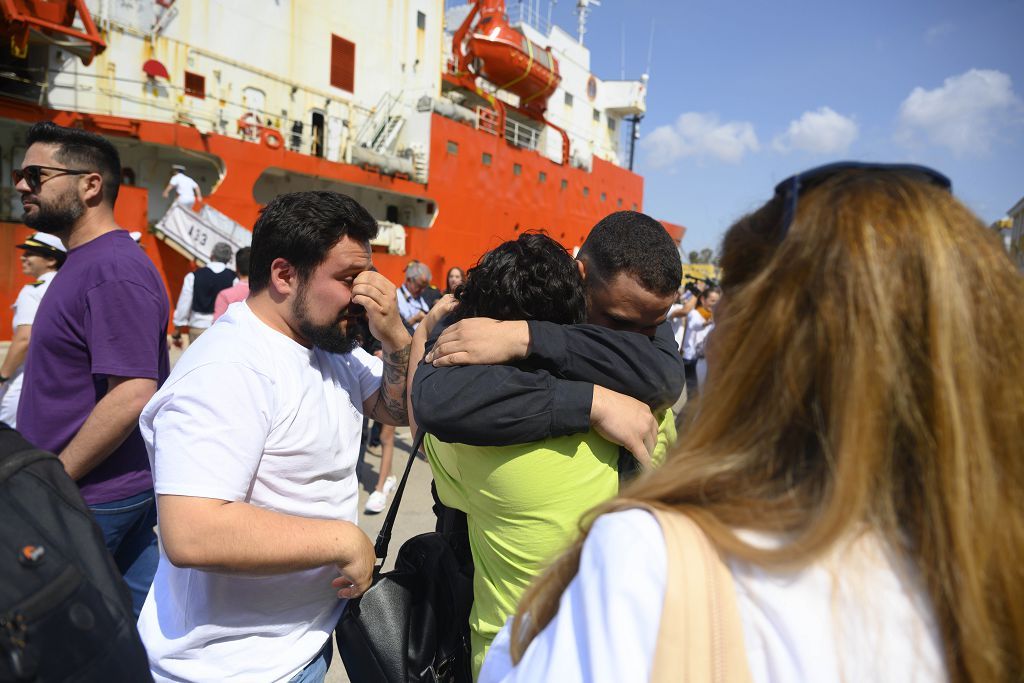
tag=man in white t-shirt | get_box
[161,164,202,207]
[0,232,66,426]
[138,191,413,683]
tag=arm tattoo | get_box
[372,344,411,425]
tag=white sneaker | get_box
[382,475,397,496]
[364,490,388,514]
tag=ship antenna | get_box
[620,24,626,79]
[576,0,600,44]
[646,18,655,78]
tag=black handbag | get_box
[336,430,474,683]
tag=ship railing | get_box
[7,54,384,166]
[507,1,553,36]
[355,91,407,155]
[476,106,500,136]
[505,118,540,151]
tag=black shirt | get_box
[411,320,685,446]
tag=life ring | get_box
[261,129,284,149]
[237,112,255,134]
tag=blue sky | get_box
[540,0,1024,254]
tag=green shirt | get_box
[425,410,676,678]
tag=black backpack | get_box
[0,426,152,682]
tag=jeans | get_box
[88,489,159,618]
[288,640,333,683]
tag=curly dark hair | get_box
[453,232,585,325]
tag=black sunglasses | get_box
[12,165,95,193]
[774,161,953,238]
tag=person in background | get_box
[396,261,431,330]
[666,286,695,420]
[0,232,67,427]
[680,286,720,401]
[172,241,236,345]
[13,121,170,616]
[444,266,465,295]
[482,163,1024,683]
[213,246,251,320]
[162,164,202,208]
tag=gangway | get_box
[153,203,252,265]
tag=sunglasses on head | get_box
[12,165,95,193]
[773,161,953,239]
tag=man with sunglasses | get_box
[12,121,171,616]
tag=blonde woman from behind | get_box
[480,163,1024,683]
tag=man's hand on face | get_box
[352,271,409,349]
[589,385,658,469]
[425,318,531,366]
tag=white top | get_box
[168,172,200,205]
[668,302,686,350]
[1,271,57,426]
[480,509,945,683]
[172,261,231,329]
[396,284,430,330]
[681,308,714,361]
[12,270,56,328]
[137,302,383,683]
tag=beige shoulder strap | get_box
[642,506,753,683]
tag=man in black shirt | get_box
[412,211,684,463]
[172,242,237,345]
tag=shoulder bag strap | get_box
[641,505,752,683]
[372,428,427,562]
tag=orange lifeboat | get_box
[0,0,105,64]
[456,0,561,116]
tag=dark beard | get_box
[292,284,360,354]
[24,188,84,234]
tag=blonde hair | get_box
[510,171,1024,682]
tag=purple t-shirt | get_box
[18,230,170,504]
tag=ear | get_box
[576,258,587,281]
[79,172,105,206]
[269,257,298,296]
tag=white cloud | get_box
[897,69,1022,156]
[641,112,759,167]
[772,107,859,154]
[925,22,954,43]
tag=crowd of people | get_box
[6,120,1022,683]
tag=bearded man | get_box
[137,191,412,683]
[13,121,171,616]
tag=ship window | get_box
[600,192,606,202]
[583,186,590,197]
[608,117,617,131]
[632,202,638,210]
[593,110,600,122]
[447,141,458,155]
[617,198,623,207]
[539,171,547,183]
[561,179,568,190]
[482,152,492,166]
[513,163,522,176]
[184,71,205,99]
[564,92,573,107]
[417,11,426,29]
[330,34,356,92]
